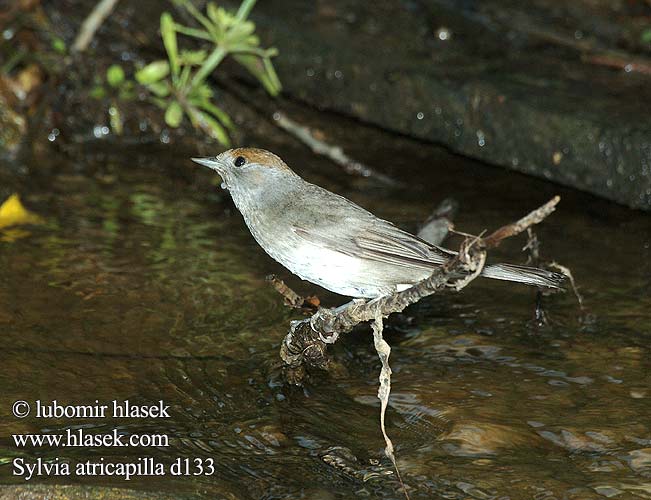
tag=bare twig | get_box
[549,262,584,310]
[582,53,651,76]
[72,0,120,53]
[272,111,397,185]
[266,274,319,309]
[482,196,560,248]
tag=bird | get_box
[192,148,564,299]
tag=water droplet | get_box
[47,128,60,142]
[159,129,170,144]
[436,27,451,41]
[416,112,424,120]
[476,130,485,147]
[92,125,104,138]
[552,151,562,165]
[3,28,15,40]
[306,68,315,77]
[334,70,343,79]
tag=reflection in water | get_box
[0,124,650,499]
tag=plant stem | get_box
[236,0,257,22]
[190,46,226,88]
[175,0,214,34]
[173,24,212,41]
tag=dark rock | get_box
[243,0,651,210]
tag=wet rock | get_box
[242,0,651,210]
[0,484,198,500]
[0,78,27,158]
[441,421,539,456]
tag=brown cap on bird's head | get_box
[227,148,293,172]
[191,148,296,175]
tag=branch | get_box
[482,195,560,248]
[266,274,319,310]
[272,111,398,186]
[72,0,121,53]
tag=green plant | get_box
[135,0,281,145]
[90,64,135,135]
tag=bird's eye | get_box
[234,156,246,167]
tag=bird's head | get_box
[192,148,297,192]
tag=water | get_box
[0,107,650,499]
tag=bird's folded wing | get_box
[291,219,455,270]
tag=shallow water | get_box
[0,106,650,499]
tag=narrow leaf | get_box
[146,81,170,97]
[135,60,170,84]
[160,12,179,77]
[193,109,231,146]
[165,101,184,127]
[197,100,234,130]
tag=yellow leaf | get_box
[0,194,44,230]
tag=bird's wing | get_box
[287,182,457,270]
[292,217,456,271]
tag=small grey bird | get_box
[192,148,564,298]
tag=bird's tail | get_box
[480,263,565,288]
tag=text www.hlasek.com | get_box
[13,429,169,448]
[11,399,216,481]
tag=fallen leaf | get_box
[0,193,44,230]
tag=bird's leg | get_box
[266,274,320,311]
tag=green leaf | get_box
[228,20,256,42]
[165,101,184,127]
[206,2,221,25]
[179,49,207,66]
[195,110,231,146]
[106,65,125,88]
[146,81,170,97]
[191,83,214,100]
[160,12,179,77]
[150,97,168,109]
[234,54,282,96]
[196,100,234,130]
[51,37,66,54]
[135,60,170,84]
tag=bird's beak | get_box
[191,157,222,172]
